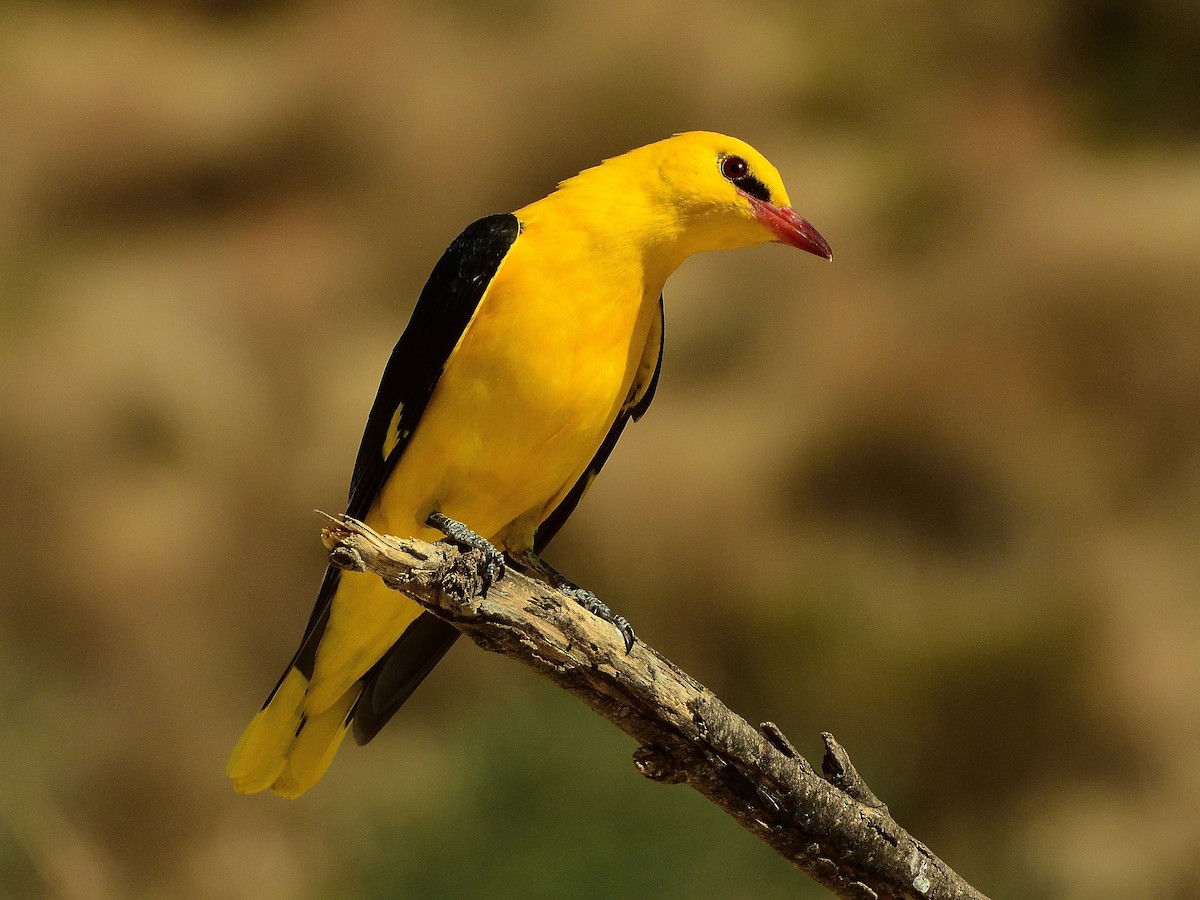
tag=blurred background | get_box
[1,1,1198,897]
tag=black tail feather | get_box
[351,612,460,745]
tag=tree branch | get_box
[320,513,990,900]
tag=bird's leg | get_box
[425,512,506,593]
[512,551,636,654]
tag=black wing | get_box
[346,213,522,520]
[280,214,520,693]
[534,293,665,552]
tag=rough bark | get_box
[320,513,990,900]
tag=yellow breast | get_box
[370,216,662,553]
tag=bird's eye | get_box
[720,155,750,181]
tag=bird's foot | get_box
[512,551,636,653]
[561,583,636,654]
[426,512,506,595]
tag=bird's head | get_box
[647,131,832,261]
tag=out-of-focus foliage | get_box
[1,2,1198,898]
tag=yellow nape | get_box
[227,667,308,794]
[270,685,360,799]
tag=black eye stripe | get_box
[733,174,771,203]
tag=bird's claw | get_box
[426,512,506,595]
[559,584,637,653]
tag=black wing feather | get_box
[346,213,522,519]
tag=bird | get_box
[227,131,832,798]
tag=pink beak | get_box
[740,190,833,261]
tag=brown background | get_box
[2,2,1198,898]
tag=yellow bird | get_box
[227,131,831,798]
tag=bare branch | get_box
[320,513,990,900]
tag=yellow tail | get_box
[226,668,360,798]
[227,571,426,798]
